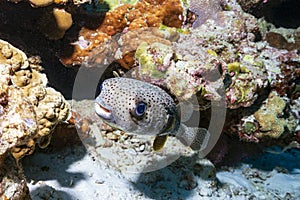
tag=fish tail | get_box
[175,124,210,151]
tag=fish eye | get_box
[135,102,147,117]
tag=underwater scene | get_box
[0,0,299,199]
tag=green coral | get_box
[225,54,268,109]
[227,62,241,74]
[243,121,257,135]
[135,42,173,80]
[253,92,287,139]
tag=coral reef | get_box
[256,23,300,100]
[238,92,297,142]
[84,27,178,68]
[237,0,264,12]
[0,0,299,198]
[128,0,299,147]
[131,5,269,108]
[130,0,299,110]
[60,0,183,66]
[0,39,70,161]
[134,38,224,105]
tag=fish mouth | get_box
[94,99,113,121]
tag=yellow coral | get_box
[53,8,73,31]
[253,92,287,139]
[29,0,53,7]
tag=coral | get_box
[237,0,263,12]
[0,82,37,160]
[39,8,73,40]
[132,1,299,111]
[53,8,73,32]
[0,39,70,161]
[61,0,183,66]
[272,57,300,100]
[132,7,269,108]
[225,59,268,109]
[255,39,300,100]
[130,0,299,137]
[133,38,224,104]
[83,27,177,68]
[254,21,300,100]
[265,32,299,51]
[239,92,297,141]
[253,93,286,138]
[135,41,174,80]
[29,0,53,7]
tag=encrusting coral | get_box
[126,0,299,146]
[0,39,70,161]
[130,2,269,108]
[253,94,286,139]
[60,0,183,66]
[238,92,297,142]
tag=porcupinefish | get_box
[94,77,210,151]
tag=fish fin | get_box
[175,124,210,151]
[177,101,194,123]
[153,135,168,151]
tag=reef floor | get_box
[22,100,300,200]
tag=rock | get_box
[0,155,31,200]
[0,39,70,161]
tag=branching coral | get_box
[0,39,70,161]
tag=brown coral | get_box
[39,8,73,40]
[272,59,300,100]
[0,39,70,161]
[60,0,183,66]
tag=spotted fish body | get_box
[95,77,209,151]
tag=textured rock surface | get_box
[60,0,183,66]
[237,92,298,142]
[0,38,70,200]
[0,155,31,200]
[0,39,70,160]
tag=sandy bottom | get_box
[22,144,300,200]
[22,100,300,199]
